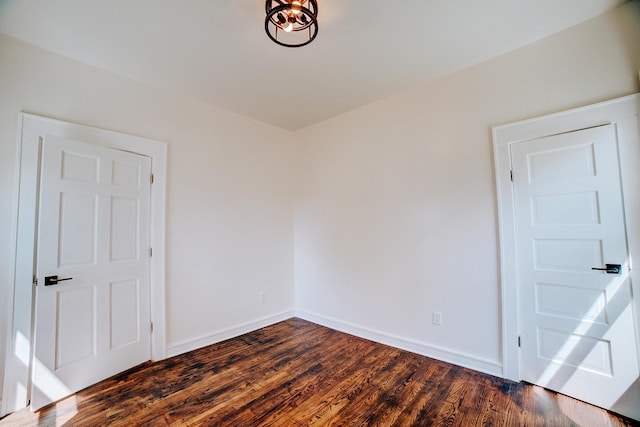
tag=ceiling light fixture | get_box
[265,0,318,48]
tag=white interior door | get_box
[511,124,639,410]
[32,135,152,409]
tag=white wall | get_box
[0,34,296,399]
[294,2,640,374]
[2,0,640,408]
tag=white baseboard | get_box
[166,310,295,358]
[295,310,503,377]
[165,309,503,378]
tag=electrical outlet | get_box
[432,311,442,326]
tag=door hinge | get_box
[149,247,153,257]
[510,170,513,182]
[149,322,154,333]
[150,173,154,184]
[33,275,38,286]
[518,335,521,347]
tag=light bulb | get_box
[291,1,302,15]
[283,12,296,32]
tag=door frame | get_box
[493,94,640,381]
[2,113,168,415]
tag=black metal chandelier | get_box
[265,0,318,48]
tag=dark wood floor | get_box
[1,318,638,426]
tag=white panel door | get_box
[32,135,151,409]
[512,124,639,410]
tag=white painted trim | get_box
[296,310,503,377]
[2,113,168,415]
[1,115,24,418]
[166,311,295,358]
[492,94,640,382]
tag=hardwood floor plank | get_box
[354,356,434,426]
[292,345,401,425]
[331,351,439,426]
[392,361,451,425]
[1,318,638,427]
[267,339,384,426]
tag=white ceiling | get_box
[0,0,626,130]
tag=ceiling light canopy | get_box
[265,0,318,48]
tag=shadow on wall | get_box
[612,1,640,91]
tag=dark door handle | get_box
[44,275,73,286]
[591,264,622,274]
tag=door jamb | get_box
[493,94,640,381]
[2,113,168,415]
